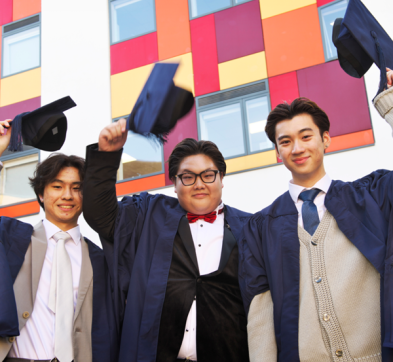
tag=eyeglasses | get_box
[175,170,220,186]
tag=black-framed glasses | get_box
[175,170,220,186]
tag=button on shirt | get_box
[288,174,332,228]
[177,202,225,361]
[8,219,82,359]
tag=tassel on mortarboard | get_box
[8,112,29,152]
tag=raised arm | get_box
[83,118,128,240]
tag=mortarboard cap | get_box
[126,63,194,143]
[332,0,393,97]
[8,96,76,152]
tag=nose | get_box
[62,186,73,200]
[292,139,305,154]
[193,175,206,189]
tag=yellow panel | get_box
[218,52,267,91]
[226,150,277,174]
[161,53,195,95]
[111,63,154,119]
[259,0,316,19]
[0,68,41,107]
[111,53,194,119]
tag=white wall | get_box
[23,0,393,245]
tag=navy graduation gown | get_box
[0,217,119,362]
[239,170,393,361]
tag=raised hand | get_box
[0,119,12,157]
[98,118,128,152]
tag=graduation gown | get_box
[0,217,119,362]
[239,169,393,361]
[83,144,251,362]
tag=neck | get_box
[292,168,326,188]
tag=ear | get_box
[275,146,281,160]
[322,131,331,150]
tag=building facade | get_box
[0,0,392,244]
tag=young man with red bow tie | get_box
[82,118,250,362]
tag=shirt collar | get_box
[215,201,224,214]
[288,174,332,204]
[43,219,81,245]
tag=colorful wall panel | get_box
[0,0,12,25]
[13,0,40,21]
[0,96,40,119]
[269,71,300,109]
[259,0,316,19]
[215,0,264,64]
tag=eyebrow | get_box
[180,168,213,174]
[277,128,314,142]
[51,179,82,185]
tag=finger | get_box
[119,118,127,133]
[387,67,392,71]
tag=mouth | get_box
[58,205,74,211]
[293,157,309,165]
[192,193,208,198]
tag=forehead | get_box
[178,154,216,173]
[51,166,81,183]
[275,113,318,138]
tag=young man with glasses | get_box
[82,118,250,362]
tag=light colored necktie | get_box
[49,231,74,362]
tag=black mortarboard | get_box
[8,96,76,152]
[126,63,194,143]
[332,0,393,97]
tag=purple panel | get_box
[215,0,264,63]
[297,61,371,137]
[163,103,198,185]
[0,97,41,120]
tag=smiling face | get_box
[275,113,331,187]
[174,154,223,215]
[40,166,82,231]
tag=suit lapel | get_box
[31,221,48,304]
[178,215,199,274]
[217,223,236,272]
[74,236,93,322]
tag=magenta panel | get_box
[297,60,371,137]
[110,32,158,75]
[0,97,41,120]
[317,0,336,6]
[215,0,264,64]
[0,0,12,26]
[190,15,220,97]
[164,103,198,185]
[269,71,299,110]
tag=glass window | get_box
[0,155,38,206]
[2,15,40,78]
[189,0,252,19]
[197,81,273,160]
[110,0,156,44]
[319,0,348,61]
[117,129,164,181]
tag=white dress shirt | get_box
[288,174,332,228]
[177,202,224,361]
[8,219,82,359]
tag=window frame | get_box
[196,80,274,161]
[318,0,348,62]
[109,0,157,45]
[188,0,253,20]
[1,13,41,78]
[113,117,165,183]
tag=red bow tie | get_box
[187,208,223,224]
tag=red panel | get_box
[110,33,158,75]
[0,97,41,120]
[297,60,371,137]
[0,0,12,25]
[317,0,336,6]
[190,15,220,97]
[327,129,374,153]
[0,200,39,217]
[115,174,165,196]
[163,103,198,185]
[269,72,299,110]
[215,1,264,64]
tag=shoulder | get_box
[119,192,178,207]
[225,204,252,221]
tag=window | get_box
[0,154,38,206]
[319,0,348,62]
[196,81,273,159]
[2,15,40,78]
[110,0,156,44]
[114,120,164,182]
[189,0,252,19]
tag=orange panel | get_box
[327,129,374,153]
[13,0,40,21]
[155,0,191,60]
[115,174,166,197]
[262,5,324,77]
[0,200,40,218]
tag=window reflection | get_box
[190,0,231,18]
[118,130,163,181]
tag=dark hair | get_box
[265,97,330,146]
[29,153,85,210]
[168,138,226,181]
